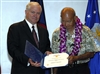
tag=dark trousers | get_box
[57,63,90,74]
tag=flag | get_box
[85,0,100,74]
[85,0,100,29]
[30,0,47,29]
[30,0,51,74]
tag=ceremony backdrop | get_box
[0,0,100,74]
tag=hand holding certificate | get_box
[41,53,69,69]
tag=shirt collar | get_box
[25,19,37,31]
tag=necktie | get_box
[32,26,39,47]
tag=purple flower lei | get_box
[59,18,82,56]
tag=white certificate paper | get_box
[43,53,69,68]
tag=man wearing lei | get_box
[52,7,97,74]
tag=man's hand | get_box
[68,52,94,64]
[68,56,78,64]
[45,51,52,55]
[28,58,41,67]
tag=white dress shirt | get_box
[25,19,39,41]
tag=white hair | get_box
[26,2,42,11]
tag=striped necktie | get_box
[32,26,39,47]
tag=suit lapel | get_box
[22,20,40,48]
[22,20,34,41]
[37,24,44,46]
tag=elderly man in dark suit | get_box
[7,2,52,74]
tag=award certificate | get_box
[41,53,69,68]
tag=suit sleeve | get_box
[7,24,29,67]
[45,29,51,51]
[38,26,51,53]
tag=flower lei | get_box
[59,18,82,56]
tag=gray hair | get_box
[26,2,42,11]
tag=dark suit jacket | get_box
[7,20,51,74]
